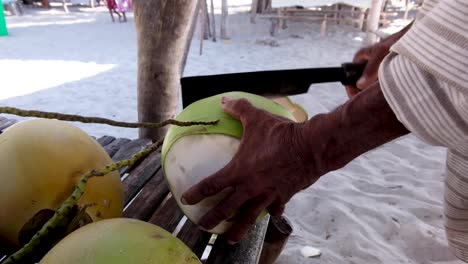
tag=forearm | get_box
[302,81,409,174]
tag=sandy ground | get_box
[1,3,462,263]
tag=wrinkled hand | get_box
[346,22,413,98]
[181,97,319,244]
[345,42,391,97]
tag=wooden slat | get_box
[149,196,185,232]
[104,138,131,157]
[206,216,270,264]
[123,169,170,221]
[112,138,152,174]
[177,220,212,258]
[112,138,152,162]
[122,151,161,205]
[97,136,116,147]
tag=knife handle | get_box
[341,61,367,86]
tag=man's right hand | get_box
[345,22,413,98]
[345,43,391,97]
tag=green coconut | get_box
[162,92,300,234]
[39,218,201,264]
[272,96,308,123]
[0,119,123,250]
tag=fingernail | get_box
[221,96,233,105]
[181,196,188,205]
[227,240,237,245]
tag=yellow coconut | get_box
[0,119,123,249]
[161,92,304,234]
[40,218,201,264]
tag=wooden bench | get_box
[259,4,397,36]
[0,116,291,264]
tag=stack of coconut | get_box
[0,92,306,263]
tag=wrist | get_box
[301,82,409,176]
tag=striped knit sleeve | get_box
[378,0,468,257]
[378,53,468,150]
[390,0,468,93]
[379,52,468,262]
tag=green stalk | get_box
[2,139,163,264]
[0,106,218,128]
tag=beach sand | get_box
[1,4,461,263]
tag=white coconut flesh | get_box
[165,133,240,234]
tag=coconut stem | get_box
[0,106,219,128]
[2,139,163,264]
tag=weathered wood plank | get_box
[113,138,152,162]
[104,138,131,157]
[112,138,152,174]
[97,136,116,147]
[149,196,185,232]
[177,219,212,258]
[123,169,169,221]
[122,151,162,205]
[206,215,270,264]
[259,216,293,264]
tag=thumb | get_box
[221,97,256,122]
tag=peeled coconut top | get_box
[162,92,297,234]
[0,119,123,247]
[40,218,201,264]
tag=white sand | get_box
[1,4,462,264]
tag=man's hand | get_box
[346,22,413,97]
[345,43,391,97]
[181,97,319,244]
[181,83,409,245]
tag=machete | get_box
[180,61,366,107]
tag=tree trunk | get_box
[250,0,258,23]
[135,0,200,140]
[199,0,206,55]
[365,0,384,45]
[210,0,216,42]
[220,0,229,39]
[256,0,271,13]
[259,216,293,264]
[204,0,211,39]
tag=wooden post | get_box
[365,0,384,45]
[262,0,271,13]
[250,0,258,23]
[199,0,206,55]
[333,4,339,24]
[256,0,271,14]
[220,0,229,39]
[259,216,293,264]
[210,0,216,42]
[320,14,328,38]
[403,0,410,20]
[62,0,69,13]
[135,0,200,140]
[204,0,211,39]
[357,8,365,30]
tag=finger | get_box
[267,202,285,217]
[356,47,388,90]
[345,85,361,98]
[225,194,274,244]
[221,97,257,123]
[181,164,234,205]
[198,190,250,230]
[352,47,371,63]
